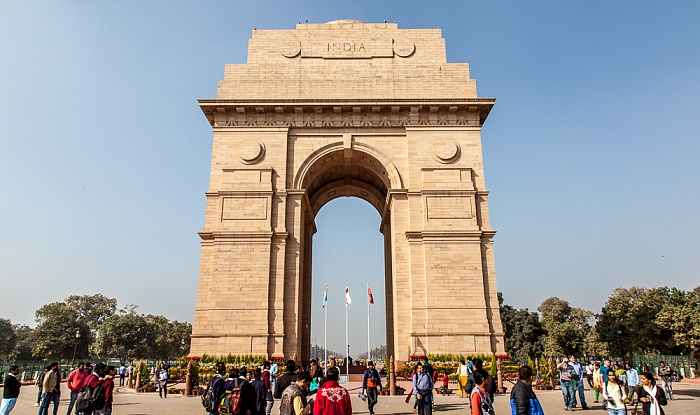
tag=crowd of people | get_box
[202,358,355,415]
[0,356,681,415]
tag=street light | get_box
[71,330,80,368]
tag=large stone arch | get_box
[191,21,505,362]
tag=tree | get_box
[64,294,117,332]
[146,315,191,359]
[596,286,684,357]
[94,312,154,362]
[33,302,91,359]
[538,297,591,357]
[657,286,700,366]
[11,324,36,360]
[0,318,16,360]
[499,292,544,358]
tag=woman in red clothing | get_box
[98,366,117,415]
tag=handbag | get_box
[358,391,366,401]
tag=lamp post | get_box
[71,330,80,368]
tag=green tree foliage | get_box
[146,314,192,359]
[32,294,117,360]
[11,324,36,360]
[538,297,592,357]
[95,311,191,361]
[499,293,544,358]
[0,318,17,359]
[596,287,683,357]
[657,286,700,366]
[95,312,154,361]
[64,294,118,332]
[33,302,91,359]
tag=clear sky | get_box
[2,1,699,357]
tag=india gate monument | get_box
[191,20,505,361]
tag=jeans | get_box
[607,408,626,415]
[0,398,17,415]
[119,374,125,387]
[416,391,432,415]
[66,391,79,415]
[561,381,575,408]
[576,380,588,407]
[38,392,59,415]
[366,387,378,415]
[662,379,673,399]
[265,399,274,415]
[158,380,168,398]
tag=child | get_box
[441,372,450,395]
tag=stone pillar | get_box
[184,361,192,396]
[496,358,504,393]
[389,356,396,396]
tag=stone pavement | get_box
[8,380,699,415]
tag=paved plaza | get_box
[8,380,699,415]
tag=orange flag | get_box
[367,284,374,304]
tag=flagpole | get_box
[367,282,371,363]
[324,283,328,368]
[345,286,349,376]
[324,297,327,367]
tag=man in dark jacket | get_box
[465,359,497,402]
[274,360,298,400]
[510,366,543,415]
[1,365,21,414]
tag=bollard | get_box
[185,361,192,396]
[497,357,504,393]
[390,356,396,396]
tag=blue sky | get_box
[1,1,699,357]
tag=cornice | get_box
[199,99,495,128]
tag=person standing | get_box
[35,366,50,407]
[118,364,126,387]
[96,366,116,415]
[625,363,639,404]
[592,363,603,403]
[456,360,469,398]
[509,366,543,415]
[602,369,627,415]
[1,365,21,415]
[279,372,312,415]
[361,361,381,415]
[262,361,274,415]
[470,370,494,415]
[156,364,169,399]
[313,367,351,415]
[66,362,90,415]
[412,364,434,415]
[568,356,588,409]
[205,364,226,415]
[274,361,297,400]
[637,372,667,415]
[557,358,575,411]
[38,362,60,415]
[251,368,268,415]
[657,362,672,401]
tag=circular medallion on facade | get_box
[393,39,416,58]
[281,40,301,58]
[432,138,460,164]
[239,140,266,164]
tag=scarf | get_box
[643,385,661,415]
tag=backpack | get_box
[202,376,223,413]
[220,379,243,415]
[75,376,106,413]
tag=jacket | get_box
[313,380,352,415]
[362,369,381,390]
[280,383,307,415]
[42,371,58,394]
[274,373,296,399]
[3,374,21,399]
[509,380,543,415]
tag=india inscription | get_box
[192,20,505,362]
